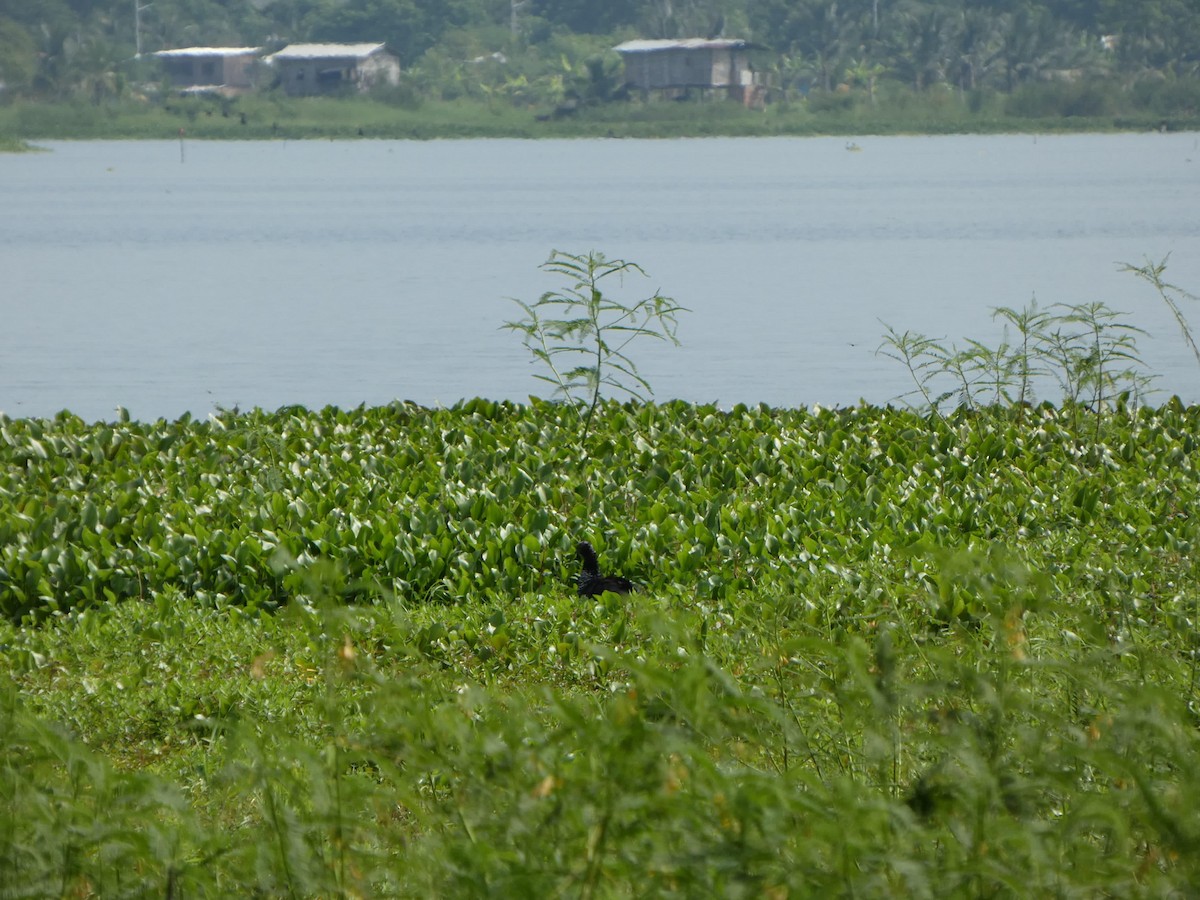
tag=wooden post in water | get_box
[178,127,185,163]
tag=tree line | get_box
[0,0,1197,104]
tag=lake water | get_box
[3,133,1199,421]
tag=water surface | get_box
[4,134,1199,420]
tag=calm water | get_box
[3,133,1199,421]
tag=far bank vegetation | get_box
[1,0,1199,138]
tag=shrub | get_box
[1130,76,1200,116]
[1005,79,1120,118]
[806,89,857,113]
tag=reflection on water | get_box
[3,133,1199,420]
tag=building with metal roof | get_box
[154,47,261,91]
[613,38,762,104]
[266,43,400,96]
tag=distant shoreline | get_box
[2,93,1197,146]
[0,137,40,152]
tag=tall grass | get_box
[3,556,1200,895]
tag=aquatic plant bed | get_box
[2,399,1198,895]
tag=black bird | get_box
[576,541,635,597]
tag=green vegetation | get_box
[3,394,1200,894]
[2,0,1200,142]
[4,80,1199,143]
[879,299,1154,418]
[877,257,1200,424]
[1124,257,1200,372]
[0,134,38,151]
[504,250,687,448]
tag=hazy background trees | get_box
[0,0,1195,106]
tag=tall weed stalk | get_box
[879,300,1152,421]
[504,250,686,448]
[1123,255,1200,371]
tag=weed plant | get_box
[879,300,1154,427]
[878,256,1200,431]
[504,250,686,448]
[1124,256,1200,371]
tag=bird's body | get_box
[576,541,635,597]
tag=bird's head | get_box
[576,541,600,574]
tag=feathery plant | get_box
[504,250,687,447]
[1041,302,1150,423]
[875,326,946,410]
[1124,255,1200,371]
[878,300,1152,427]
[991,300,1055,407]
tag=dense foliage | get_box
[2,0,1198,125]
[2,399,1199,894]
[3,398,1195,622]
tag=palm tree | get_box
[811,3,865,91]
[889,4,950,91]
[846,56,886,102]
[73,36,126,105]
[1103,0,1200,77]
[997,7,1077,91]
[950,8,1002,93]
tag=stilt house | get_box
[154,47,261,91]
[266,43,401,96]
[613,38,762,104]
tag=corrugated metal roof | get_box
[268,43,387,61]
[613,38,752,53]
[154,47,260,58]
